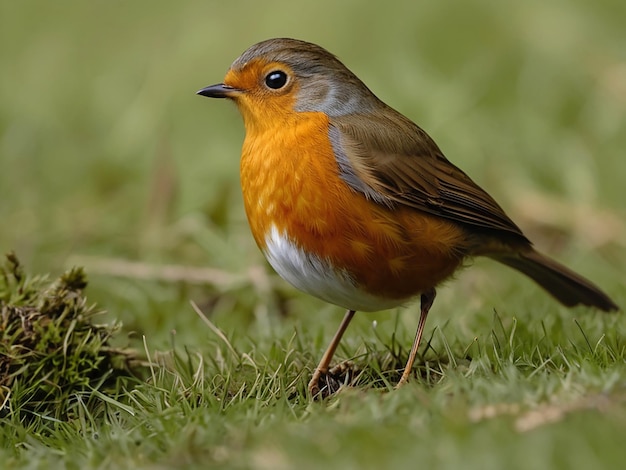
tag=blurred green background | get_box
[1,0,624,345]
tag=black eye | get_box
[265,70,288,89]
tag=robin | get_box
[197,38,618,397]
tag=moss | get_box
[0,253,140,421]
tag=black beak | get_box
[196,83,239,98]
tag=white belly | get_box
[263,225,406,312]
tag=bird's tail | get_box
[491,248,618,312]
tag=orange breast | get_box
[240,111,469,304]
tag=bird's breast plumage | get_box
[239,111,468,309]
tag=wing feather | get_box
[330,109,528,242]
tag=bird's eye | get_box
[265,70,288,89]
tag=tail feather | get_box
[492,248,618,312]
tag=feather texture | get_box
[330,111,528,242]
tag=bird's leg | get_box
[308,309,356,397]
[396,287,436,388]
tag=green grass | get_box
[1,0,625,468]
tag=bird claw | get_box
[308,361,356,399]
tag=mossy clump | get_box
[0,252,138,421]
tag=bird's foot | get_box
[308,361,356,399]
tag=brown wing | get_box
[329,108,529,242]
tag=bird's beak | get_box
[196,83,240,99]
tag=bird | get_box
[197,38,618,397]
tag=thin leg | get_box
[396,288,436,388]
[308,309,356,396]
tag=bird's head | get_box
[197,38,380,131]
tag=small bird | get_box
[197,38,618,396]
